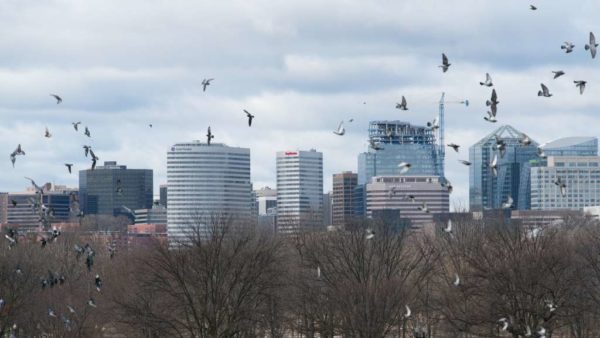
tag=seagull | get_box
[84,126,91,137]
[453,274,460,287]
[502,196,514,209]
[458,160,471,166]
[72,122,81,131]
[479,73,493,87]
[243,110,255,126]
[404,305,411,318]
[44,127,52,138]
[439,53,450,73]
[444,219,452,234]
[333,121,345,136]
[498,318,509,331]
[50,94,62,104]
[369,139,383,151]
[396,96,408,110]
[530,5,537,10]
[519,134,532,146]
[486,89,499,107]
[417,202,429,213]
[447,143,460,152]
[201,78,214,92]
[554,177,567,196]
[490,154,498,177]
[574,80,587,95]
[95,274,102,292]
[538,83,552,97]
[365,229,375,240]
[552,70,565,79]
[561,42,575,53]
[398,162,411,174]
[427,118,439,131]
[207,126,215,145]
[585,32,598,59]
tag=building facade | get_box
[469,125,538,211]
[332,171,357,227]
[159,184,168,207]
[167,142,252,242]
[276,149,323,234]
[541,137,598,157]
[134,205,167,225]
[79,161,153,217]
[255,186,277,216]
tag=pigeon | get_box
[561,42,575,53]
[404,194,416,202]
[207,126,215,145]
[95,274,102,292]
[404,305,411,318]
[396,96,408,110]
[65,163,73,174]
[498,318,509,331]
[530,5,537,10]
[83,145,91,157]
[525,325,532,337]
[11,200,17,207]
[458,160,471,166]
[585,32,598,59]
[484,110,497,123]
[44,127,52,138]
[444,219,452,234]
[398,162,411,174]
[89,149,99,170]
[502,196,514,209]
[538,327,546,338]
[365,229,375,240]
[88,298,97,308]
[71,122,81,131]
[84,126,91,137]
[554,177,567,196]
[447,143,460,152]
[453,274,460,287]
[417,202,429,213]
[50,94,62,104]
[348,118,354,122]
[479,73,493,87]
[546,300,557,312]
[48,308,57,317]
[490,154,498,177]
[538,83,552,97]
[439,53,450,72]
[67,305,76,314]
[519,135,532,146]
[333,121,345,136]
[10,154,16,167]
[496,139,507,158]
[369,139,383,151]
[201,78,214,92]
[243,110,254,126]
[574,80,587,95]
[441,179,453,194]
[427,118,439,131]
[486,89,499,107]
[538,146,547,159]
[13,144,25,156]
[317,266,321,279]
[552,70,565,79]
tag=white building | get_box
[276,149,323,234]
[167,142,252,242]
[134,205,167,225]
[255,186,277,216]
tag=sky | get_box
[1,0,600,208]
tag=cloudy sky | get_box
[1,0,599,207]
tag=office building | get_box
[255,186,277,216]
[134,205,167,225]
[159,184,168,207]
[167,142,252,242]
[276,149,323,234]
[332,171,357,227]
[323,192,332,226]
[79,161,153,217]
[366,176,449,228]
[469,125,538,211]
[541,137,598,157]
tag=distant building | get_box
[167,142,252,243]
[332,171,357,227]
[159,184,167,207]
[469,125,538,211]
[134,205,167,225]
[127,223,167,247]
[276,149,323,234]
[255,186,277,216]
[511,209,583,229]
[323,192,332,227]
[79,161,153,217]
[366,176,449,229]
[541,137,598,157]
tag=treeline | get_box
[2,214,600,337]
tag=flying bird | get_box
[453,274,460,287]
[574,80,587,95]
[48,308,57,317]
[44,127,52,138]
[502,196,514,209]
[365,229,375,240]
[447,143,460,152]
[498,318,509,331]
[538,83,552,97]
[149,124,153,128]
[11,200,17,207]
[90,149,99,170]
[243,110,255,126]
[484,110,497,123]
[333,121,345,136]
[530,5,537,10]
[585,32,598,59]
[404,305,411,318]
[369,139,383,151]
[554,177,567,196]
[458,160,471,166]
[417,202,429,213]
[519,134,532,146]
[65,163,73,174]
[88,298,97,308]
[83,145,91,157]
[95,274,102,292]
[396,96,408,110]
[207,126,215,145]
[316,266,321,279]
[201,78,214,92]
[561,42,575,53]
[486,89,499,107]
[25,177,44,195]
[72,122,81,131]
[427,118,439,131]
[490,154,498,177]
[50,94,62,104]
[444,219,452,234]
[398,162,411,174]
[479,73,493,87]
[552,70,565,79]
[439,53,451,72]
[84,126,91,137]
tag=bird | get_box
[427,118,439,131]
[519,134,532,146]
[90,149,99,170]
[207,126,215,145]
[502,196,514,209]
[574,80,587,95]
[458,160,471,166]
[365,229,375,240]
[24,177,44,195]
[11,200,17,207]
[530,5,537,10]
[67,305,76,314]
[486,89,499,107]
[585,32,598,59]
[333,121,345,136]
[50,94,62,104]
[72,122,81,131]
[552,70,565,79]
[65,163,73,174]
[396,96,408,110]
[498,318,509,331]
[496,139,507,158]
[484,110,497,123]
[546,300,557,312]
[48,308,57,317]
[447,143,460,152]
[538,83,552,97]
[148,123,153,128]
[554,177,567,196]
[13,144,25,156]
[479,73,493,87]
[537,146,547,159]
[453,274,460,287]
[403,194,416,202]
[243,110,255,126]
[10,153,16,167]
[439,53,450,72]
[490,154,498,177]
[316,266,321,279]
[538,327,546,338]
[417,202,429,213]
[398,162,411,174]
[369,139,383,151]
[443,219,452,234]
[525,325,532,337]
[95,274,102,292]
[404,305,411,318]
[348,118,354,122]
[44,127,52,138]
[561,42,575,53]
[84,126,91,137]
[441,179,453,194]
[201,78,214,92]
[88,298,97,308]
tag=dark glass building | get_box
[79,161,153,217]
[159,184,167,207]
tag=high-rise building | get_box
[323,192,332,226]
[531,156,600,210]
[358,121,442,185]
[167,142,252,242]
[159,184,168,207]
[541,137,598,157]
[365,175,449,228]
[276,149,323,234]
[134,205,167,225]
[332,171,357,227]
[469,125,538,211]
[79,161,153,217]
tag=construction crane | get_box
[437,92,469,178]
